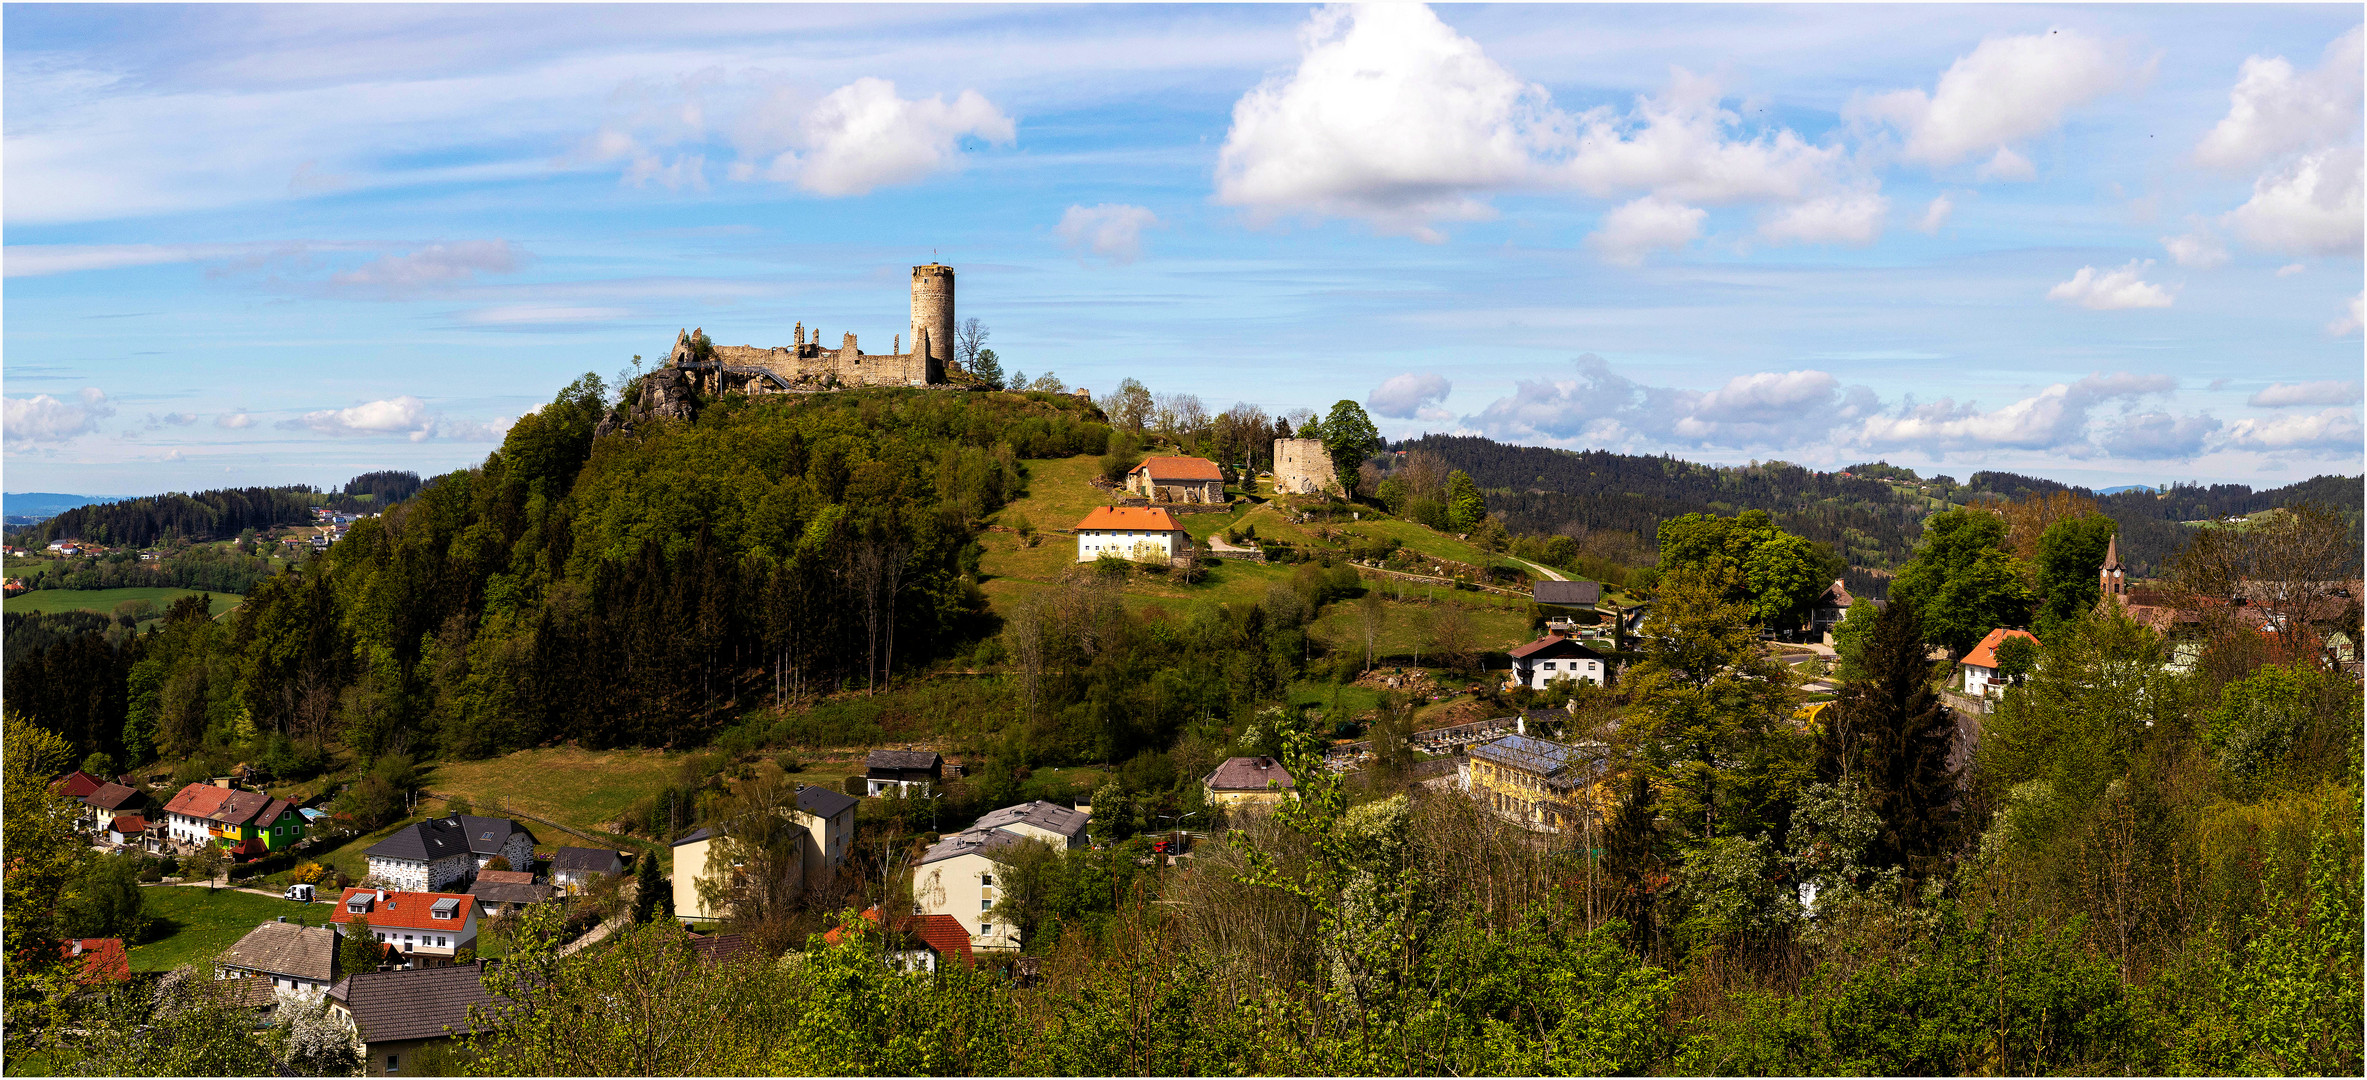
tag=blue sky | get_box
[5,3,2360,495]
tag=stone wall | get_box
[661,263,953,393]
[1273,438,1342,496]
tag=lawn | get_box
[420,747,697,851]
[128,885,330,973]
[1308,593,1534,660]
[3,587,242,619]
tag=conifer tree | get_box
[632,851,661,924]
[1819,596,1956,881]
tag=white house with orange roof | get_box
[1073,506,1188,564]
[1961,628,2040,698]
[331,887,479,968]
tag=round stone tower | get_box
[909,263,954,383]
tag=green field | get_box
[3,587,241,619]
[421,747,699,852]
[128,885,330,973]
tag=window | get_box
[982,899,993,911]
[980,923,993,934]
[387,1054,400,1073]
[979,873,993,887]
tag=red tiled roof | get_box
[827,907,974,967]
[110,814,146,835]
[163,783,235,820]
[1130,456,1223,481]
[1074,506,1183,533]
[332,888,478,933]
[1963,628,2038,669]
[61,939,130,985]
[54,771,104,800]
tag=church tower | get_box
[2100,534,2126,598]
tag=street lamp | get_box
[1155,811,1199,861]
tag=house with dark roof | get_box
[549,848,625,894]
[1506,632,1609,690]
[216,920,339,1000]
[1464,734,1608,835]
[364,815,535,892]
[671,785,860,924]
[328,961,505,1077]
[467,870,549,917]
[865,748,944,796]
[1124,455,1225,504]
[1201,756,1295,811]
[1810,579,1855,641]
[914,801,1092,953]
[1531,580,1604,633]
[332,888,479,969]
[80,782,147,833]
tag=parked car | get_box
[283,883,315,902]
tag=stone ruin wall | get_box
[665,263,954,392]
[1273,438,1342,496]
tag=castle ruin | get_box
[667,263,957,393]
[1273,438,1342,496]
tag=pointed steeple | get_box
[2102,533,2121,570]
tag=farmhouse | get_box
[1506,632,1610,690]
[1961,628,2039,698]
[1074,505,1187,564]
[1125,456,1225,504]
[216,921,339,1001]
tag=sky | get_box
[4,2,2362,496]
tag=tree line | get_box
[21,471,423,549]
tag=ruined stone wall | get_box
[662,263,952,392]
[1273,438,1342,496]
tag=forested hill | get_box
[1397,433,2362,576]
[25,471,423,547]
[1396,434,1945,571]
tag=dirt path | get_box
[1509,557,1566,582]
[141,880,316,901]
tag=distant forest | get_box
[23,471,422,548]
[1399,433,2362,577]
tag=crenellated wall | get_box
[665,264,953,391]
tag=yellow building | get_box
[1201,756,1295,812]
[1463,734,1608,835]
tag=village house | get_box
[331,888,479,968]
[670,784,859,922]
[824,905,976,972]
[1125,456,1226,504]
[1530,580,1604,634]
[864,748,944,796]
[548,847,625,895]
[466,869,549,918]
[107,814,151,849]
[1463,733,1607,835]
[159,783,306,858]
[79,782,147,834]
[1201,756,1295,812]
[329,961,504,1077]
[1961,628,2040,698]
[363,815,535,892]
[1506,632,1610,690]
[913,801,1090,952]
[215,920,340,1001]
[1073,505,1188,564]
[1809,579,1858,642]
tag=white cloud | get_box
[1212,4,1848,240]
[2194,26,2363,170]
[2249,380,2362,407]
[1916,194,1953,234]
[2332,291,2365,336]
[461,304,631,325]
[1974,146,2036,182]
[1758,190,1888,246]
[216,411,254,429]
[1852,28,2126,173]
[2,388,114,445]
[1054,204,1160,264]
[2276,262,2307,277]
[3,243,248,278]
[1367,372,1453,421]
[2220,146,2365,256]
[2161,231,2228,268]
[144,411,198,429]
[2047,260,2174,310]
[332,241,526,296]
[2096,411,2222,459]
[276,395,510,442]
[1854,371,2177,455]
[756,77,1014,197]
[2221,407,2364,452]
[1588,196,1705,265]
[1466,354,1871,450]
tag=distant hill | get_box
[1396,434,2361,577]
[3,493,127,518]
[2095,485,2157,495]
[20,471,425,548]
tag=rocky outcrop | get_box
[594,367,700,440]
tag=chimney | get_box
[376,889,387,903]
[70,940,84,957]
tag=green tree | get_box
[1892,508,2035,656]
[1319,400,1382,496]
[632,851,661,924]
[1817,598,1955,879]
[60,853,150,941]
[971,348,1005,390]
[63,967,278,1076]
[3,714,89,1049]
[1657,510,1838,628]
[79,751,115,778]
[2032,513,2117,639]
[340,913,384,977]
[1445,470,1486,532]
[1992,634,2039,686]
